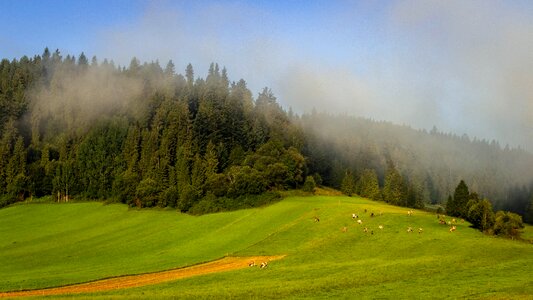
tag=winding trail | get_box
[0,255,284,298]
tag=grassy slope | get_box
[1,196,532,299]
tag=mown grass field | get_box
[1,196,532,299]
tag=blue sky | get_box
[1,0,532,150]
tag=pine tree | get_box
[78,52,88,67]
[357,169,381,201]
[406,178,425,208]
[164,60,175,77]
[204,141,218,177]
[5,136,27,201]
[185,63,194,85]
[383,164,406,205]
[341,171,356,196]
[447,180,470,217]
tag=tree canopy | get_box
[0,49,532,220]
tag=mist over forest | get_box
[0,49,532,222]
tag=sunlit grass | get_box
[1,196,531,298]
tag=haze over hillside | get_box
[0,54,532,222]
[1,0,532,151]
[0,1,532,220]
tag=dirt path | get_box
[0,255,284,298]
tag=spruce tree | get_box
[357,169,381,201]
[341,171,356,196]
[383,164,406,205]
[448,180,470,217]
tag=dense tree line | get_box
[298,113,533,222]
[1,49,532,221]
[446,180,525,238]
[0,49,306,212]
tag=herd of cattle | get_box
[318,208,463,235]
[251,207,463,269]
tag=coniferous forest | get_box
[1,49,532,222]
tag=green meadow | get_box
[1,196,532,299]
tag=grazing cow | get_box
[342,226,348,232]
[452,218,456,224]
[449,226,457,232]
[260,261,268,269]
[248,261,256,267]
[407,227,413,232]
[378,225,383,230]
[370,212,374,218]
[407,210,413,216]
[439,219,447,225]
[363,227,368,233]
[357,219,363,224]
[314,216,320,222]
[418,228,423,234]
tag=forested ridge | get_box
[1,49,532,221]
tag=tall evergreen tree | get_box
[447,180,470,217]
[78,52,88,67]
[356,169,381,201]
[164,60,175,76]
[341,171,356,196]
[383,164,406,205]
[185,63,194,85]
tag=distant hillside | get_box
[299,113,533,218]
[0,49,532,221]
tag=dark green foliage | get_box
[135,178,161,208]
[526,196,533,224]
[406,179,425,208]
[447,180,470,217]
[1,49,532,221]
[383,164,406,205]
[189,192,281,215]
[112,171,139,205]
[300,113,533,217]
[0,52,310,212]
[227,166,267,197]
[356,169,381,201]
[177,184,197,212]
[467,197,495,231]
[341,171,356,196]
[77,121,127,199]
[493,211,524,237]
[312,172,323,186]
[302,176,316,193]
[161,186,179,208]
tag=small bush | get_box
[493,211,524,238]
[302,176,316,193]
